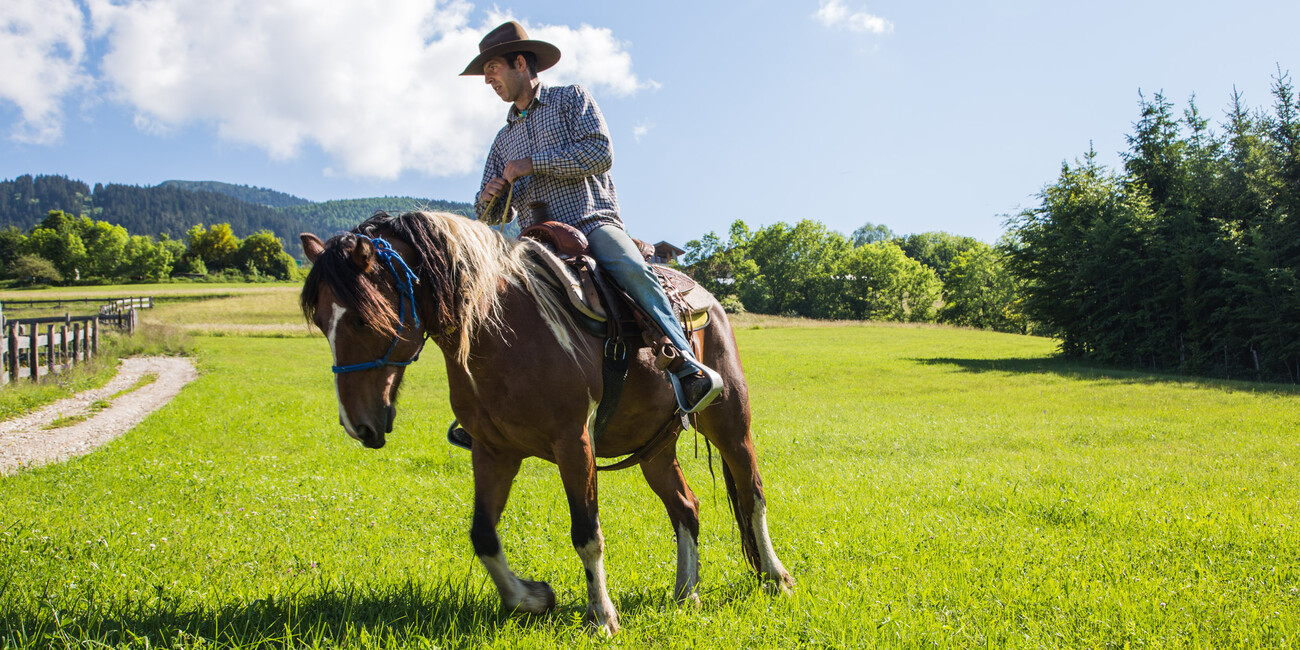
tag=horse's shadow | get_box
[4,580,506,647]
[5,577,770,645]
[914,355,1300,396]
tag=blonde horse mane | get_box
[397,211,581,370]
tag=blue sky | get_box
[1,0,1296,247]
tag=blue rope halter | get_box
[332,235,426,374]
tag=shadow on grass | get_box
[915,356,1300,396]
[1,575,774,647]
[0,579,531,648]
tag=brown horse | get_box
[299,210,792,634]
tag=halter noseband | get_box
[331,235,426,374]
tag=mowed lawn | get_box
[0,304,1297,647]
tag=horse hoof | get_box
[584,607,620,635]
[674,592,701,607]
[510,579,556,614]
[762,572,795,596]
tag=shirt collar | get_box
[506,82,549,124]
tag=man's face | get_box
[483,56,530,104]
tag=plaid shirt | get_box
[474,84,624,235]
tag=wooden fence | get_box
[0,296,149,385]
[1,315,101,386]
[0,297,108,309]
[100,297,153,316]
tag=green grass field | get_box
[0,286,1297,648]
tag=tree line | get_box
[0,175,473,261]
[0,210,300,285]
[1003,70,1300,382]
[682,219,1024,332]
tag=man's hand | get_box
[481,159,534,205]
[503,158,534,182]
[482,177,509,203]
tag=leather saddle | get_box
[520,221,712,346]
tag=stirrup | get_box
[668,360,723,414]
[447,420,472,450]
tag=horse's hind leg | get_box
[697,383,795,593]
[639,448,701,603]
[470,445,555,614]
[554,430,620,634]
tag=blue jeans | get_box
[586,225,695,358]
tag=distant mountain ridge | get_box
[280,196,475,232]
[0,174,475,258]
[160,180,312,208]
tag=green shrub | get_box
[718,295,746,314]
[10,254,62,285]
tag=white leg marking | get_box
[577,534,620,633]
[327,304,358,440]
[479,552,527,608]
[479,551,553,614]
[751,495,791,590]
[674,522,700,603]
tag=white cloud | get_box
[0,0,88,143]
[5,0,652,179]
[814,0,893,35]
[633,122,653,144]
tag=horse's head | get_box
[300,230,425,449]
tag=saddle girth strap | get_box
[597,411,689,472]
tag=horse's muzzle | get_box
[352,406,395,449]
[356,423,386,449]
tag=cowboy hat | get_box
[460,21,561,76]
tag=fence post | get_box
[28,324,38,382]
[7,323,16,382]
[62,314,70,360]
[46,325,55,377]
[2,323,11,386]
[92,316,99,357]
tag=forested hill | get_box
[159,180,311,208]
[0,175,474,258]
[281,197,475,232]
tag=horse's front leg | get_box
[555,428,620,634]
[470,444,555,614]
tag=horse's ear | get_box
[349,236,375,273]
[300,233,325,264]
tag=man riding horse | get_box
[462,21,723,421]
[296,24,795,630]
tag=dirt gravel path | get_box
[0,356,198,475]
